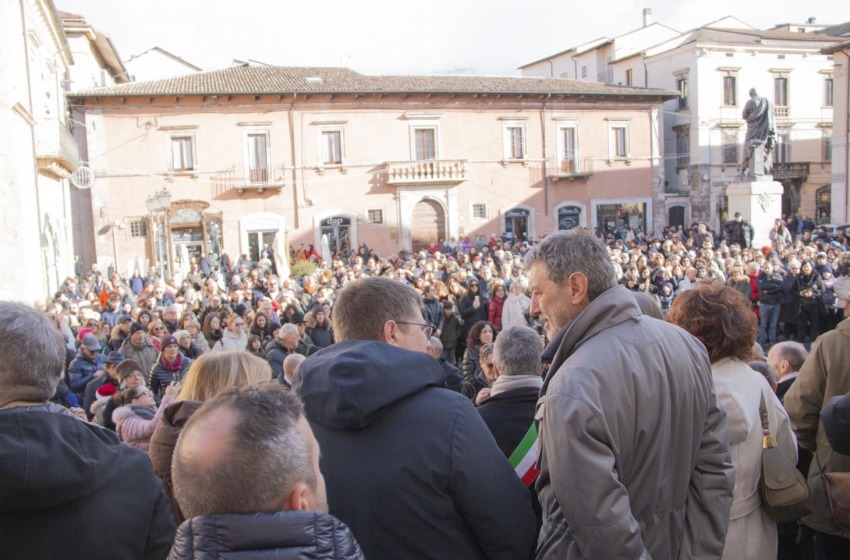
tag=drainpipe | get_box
[547,59,554,78]
[571,54,579,79]
[288,93,299,230]
[843,49,850,222]
[540,94,551,218]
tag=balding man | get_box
[767,341,808,403]
[282,353,305,388]
[170,384,364,559]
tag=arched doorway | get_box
[504,208,530,243]
[816,185,831,224]
[411,199,446,252]
[557,205,582,230]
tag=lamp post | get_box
[145,187,172,280]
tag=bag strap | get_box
[760,391,778,449]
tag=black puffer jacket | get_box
[794,269,824,308]
[167,511,365,560]
[149,354,193,401]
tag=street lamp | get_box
[146,187,172,280]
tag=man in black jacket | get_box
[757,260,784,347]
[723,212,755,248]
[294,277,536,560]
[0,301,175,560]
[169,384,364,560]
[477,325,544,532]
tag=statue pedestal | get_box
[727,179,784,249]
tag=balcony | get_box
[774,106,789,118]
[210,165,285,195]
[547,160,592,183]
[34,118,80,179]
[385,160,466,186]
[772,162,809,181]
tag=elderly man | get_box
[120,322,158,383]
[0,302,175,559]
[169,384,364,559]
[266,323,306,381]
[68,332,107,403]
[526,229,734,559]
[294,276,536,560]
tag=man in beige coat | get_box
[785,316,850,559]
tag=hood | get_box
[294,340,445,430]
[223,329,247,342]
[163,400,204,429]
[0,407,122,513]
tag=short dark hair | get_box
[332,277,421,341]
[668,281,757,363]
[173,384,314,518]
[0,302,65,402]
[776,342,807,373]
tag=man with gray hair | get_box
[525,229,734,559]
[0,301,175,559]
[169,384,364,559]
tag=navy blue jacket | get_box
[294,340,536,560]
[68,351,106,401]
[757,271,784,305]
[822,392,850,455]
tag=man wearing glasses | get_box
[294,276,535,560]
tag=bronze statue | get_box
[740,88,776,178]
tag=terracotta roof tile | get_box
[68,65,676,98]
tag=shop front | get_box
[153,201,223,280]
[503,208,530,243]
[593,199,649,235]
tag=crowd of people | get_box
[2,214,849,559]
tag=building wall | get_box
[0,0,76,306]
[77,95,662,274]
[831,48,849,223]
[124,49,200,82]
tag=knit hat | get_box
[104,351,126,364]
[442,301,454,309]
[96,384,116,398]
[130,322,145,335]
[174,330,191,341]
[160,334,178,349]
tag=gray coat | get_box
[535,285,735,559]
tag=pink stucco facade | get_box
[70,68,672,276]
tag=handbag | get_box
[758,392,813,523]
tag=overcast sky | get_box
[57,0,849,76]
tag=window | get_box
[504,125,525,160]
[625,69,633,86]
[245,132,269,183]
[366,208,384,225]
[129,220,147,238]
[723,76,737,106]
[321,130,342,165]
[471,203,488,220]
[610,125,628,159]
[581,65,588,78]
[677,77,688,109]
[168,134,194,171]
[559,126,578,173]
[775,132,790,163]
[825,78,834,107]
[675,127,690,167]
[823,131,832,162]
[413,128,436,160]
[722,130,738,164]
[774,77,788,107]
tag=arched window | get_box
[816,185,831,225]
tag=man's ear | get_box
[286,482,314,511]
[382,320,399,347]
[567,272,589,304]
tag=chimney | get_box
[643,8,653,27]
[806,17,816,24]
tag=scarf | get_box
[489,374,543,398]
[161,352,184,373]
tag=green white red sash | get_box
[509,423,540,487]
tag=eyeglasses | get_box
[234,322,245,327]
[396,321,434,339]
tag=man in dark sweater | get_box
[477,324,544,532]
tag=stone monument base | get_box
[727,179,784,250]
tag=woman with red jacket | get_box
[487,283,507,330]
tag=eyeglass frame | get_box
[395,321,434,339]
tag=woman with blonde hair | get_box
[212,314,248,352]
[148,351,272,523]
[147,320,167,352]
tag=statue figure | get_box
[740,88,776,178]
